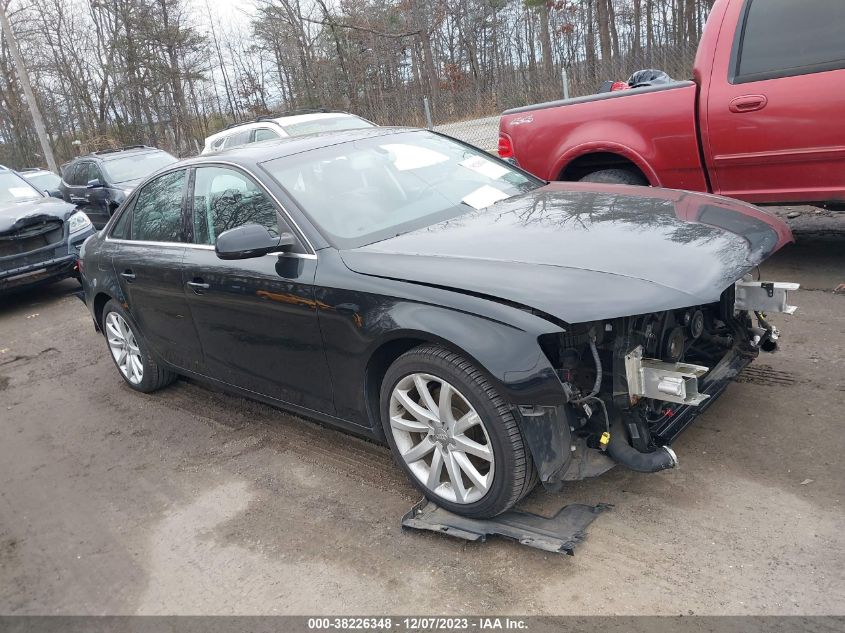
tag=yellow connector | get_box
[599,431,611,450]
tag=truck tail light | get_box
[498,134,514,158]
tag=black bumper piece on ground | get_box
[401,498,610,555]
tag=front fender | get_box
[315,249,572,483]
[362,302,560,406]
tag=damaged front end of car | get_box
[0,203,94,293]
[530,278,799,489]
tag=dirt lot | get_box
[1,221,843,616]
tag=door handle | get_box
[729,94,767,113]
[187,280,210,293]
[120,270,135,281]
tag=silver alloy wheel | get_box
[105,312,143,385]
[389,373,494,504]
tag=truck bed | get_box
[500,81,709,192]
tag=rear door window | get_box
[253,128,280,143]
[735,0,845,81]
[130,170,187,243]
[225,130,251,149]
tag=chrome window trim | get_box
[104,161,318,258]
[104,237,317,260]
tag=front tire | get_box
[380,345,536,518]
[101,299,176,393]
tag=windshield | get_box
[262,131,542,248]
[102,151,177,184]
[0,172,43,203]
[24,172,61,191]
[279,115,374,137]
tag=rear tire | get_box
[580,168,648,186]
[101,299,176,393]
[380,344,536,519]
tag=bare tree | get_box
[0,0,56,170]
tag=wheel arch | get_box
[93,291,113,330]
[361,314,564,436]
[555,145,658,185]
[363,331,499,439]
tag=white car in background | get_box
[201,109,375,155]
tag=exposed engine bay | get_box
[536,279,799,484]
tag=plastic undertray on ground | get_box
[401,499,611,555]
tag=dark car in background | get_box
[80,128,797,519]
[0,165,95,293]
[19,168,63,198]
[60,145,177,227]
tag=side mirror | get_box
[86,179,103,189]
[215,224,296,260]
[47,189,63,199]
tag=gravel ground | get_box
[0,217,843,616]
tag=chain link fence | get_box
[359,43,698,152]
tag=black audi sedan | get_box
[1,166,95,293]
[80,128,797,519]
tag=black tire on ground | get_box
[101,299,176,393]
[380,344,536,519]
[579,168,648,185]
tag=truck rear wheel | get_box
[580,168,648,186]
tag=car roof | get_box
[71,146,167,163]
[187,126,419,168]
[204,111,371,145]
[19,168,54,176]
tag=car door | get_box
[85,162,111,226]
[110,168,205,373]
[66,162,91,207]
[704,0,845,204]
[181,164,335,414]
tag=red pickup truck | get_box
[498,0,845,207]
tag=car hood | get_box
[0,196,77,234]
[339,182,793,324]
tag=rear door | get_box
[704,0,845,204]
[181,164,335,414]
[110,168,204,373]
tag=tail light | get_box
[611,81,630,91]
[497,134,514,159]
[76,258,83,275]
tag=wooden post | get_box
[0,4,58,172]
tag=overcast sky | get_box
[194,0,257,34]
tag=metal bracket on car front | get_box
[734,280,800,315]
[624,346,710,406]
